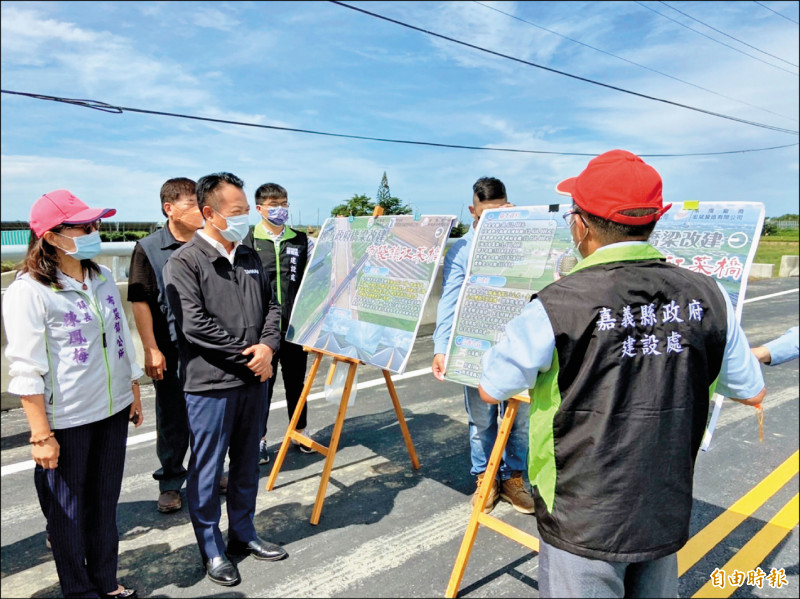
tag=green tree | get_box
[330,194,376,217]
[379,196,413,215]
[375,172,412,215]
[377,172,391,205]
[449,221,470,238]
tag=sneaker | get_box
[219,475,228,495]
[291,429,315,454]
[157,490,182,513]
[259,438,271,465]
[470,472,499,514]
[500,472,535,514]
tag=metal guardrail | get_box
[1,237,460,283]
[1,242,137,281]
[1,241,137,261]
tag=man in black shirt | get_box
[164,172,286,587]
[128,178,203,513]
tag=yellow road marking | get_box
[691,494,798,598]
[678,450,798,575]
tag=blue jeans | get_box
[464,385,528,480]
[538,537,678,598]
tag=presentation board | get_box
[444,202,765,388]
[287,214,456,373]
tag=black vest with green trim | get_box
[530,244,727,562]
[244,223,308,332]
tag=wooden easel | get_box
[265,347,420,525]
[445,392,537,598]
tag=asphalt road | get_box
[1,277,797,598]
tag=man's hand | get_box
[431,354,446,381]
[243,344,274,382]
[478,384,500,405]
[144,345,167,380]
[751,346,771,365]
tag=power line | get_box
[2,89,798,158]
[329,1,798,135]
[658,1,798,68]
[753,1,799,25]
[473,0,797,123]
[634,1,799,76]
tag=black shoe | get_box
[101,587,137,598]
[227,536,288,561]
[205,556,241,586]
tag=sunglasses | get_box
[63,220,101,234]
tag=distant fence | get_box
[767,219,799,230]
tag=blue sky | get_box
[1,1,798,226]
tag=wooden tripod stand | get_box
[445,393,538,597]
[265,347,420,525]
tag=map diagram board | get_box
[287,214,456,374]
[445,202,764,387]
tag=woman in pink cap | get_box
[3,190,144,599]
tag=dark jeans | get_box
[152,356,190,493]
[185,383,267,562]
[264,334,309,436]
[34,408,129,598]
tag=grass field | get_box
[754,229,799,271]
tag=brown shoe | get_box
[470,472,499,514]
[219,475,228,495]
[157,490,181,513]
[500,472,535,514]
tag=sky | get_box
[1,0,798,228]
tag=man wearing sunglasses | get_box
[478,150,766,598]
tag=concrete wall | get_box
[749,263,775,279]
[1,266,444,407]
[779,255,799,277]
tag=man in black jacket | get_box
[244,183,313,463]
[478,150,766,597]
[164,172,287,587]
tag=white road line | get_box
[743,288,798,303]
[258,502,474,598]
[0,367,433,478]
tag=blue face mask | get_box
[266,206,289,226]
[214,211,250,243]
[57,230,102,260]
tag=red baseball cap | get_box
[555,150,671,225]
[30,190,117,238]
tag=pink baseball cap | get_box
[30,190,117,238]
[555,150,671,225]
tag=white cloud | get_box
[189,7,241,32]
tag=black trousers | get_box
[152,354,190,493]
[264,333,309,435]
[35,408,129,598]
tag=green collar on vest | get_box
[254,220,299,242]
[570,243,665,274]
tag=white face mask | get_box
[568,212,589,260]
[213,211,250,242]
